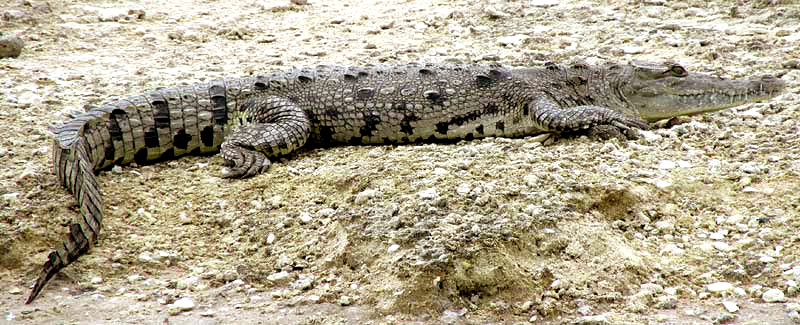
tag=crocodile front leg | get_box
[220,96,310,178]
[531,97,649,139]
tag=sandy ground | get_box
[1,0,799,323]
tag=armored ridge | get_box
[27,62,785,303]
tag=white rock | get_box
[354,189,377,204]
[655,180,672,188]
[759,255,776,263]
[762,288,786,302]
[418,188,438,200]
[266,233,275,244]
[267,271,290,282]
[713,241,732,251]
[722,301,739,313]
[657,160,676,170]
[298,212,313,223]
[7,287,21,294]
[388,244,400,253]
[91,276,103,284]
[318,208,336,217]
[707,282,733,293]
[173,297,195,311]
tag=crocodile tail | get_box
[27,118,104,304]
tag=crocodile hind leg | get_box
[530,97,650,142]
[220,96,310,178]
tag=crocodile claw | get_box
[221,149,271,179]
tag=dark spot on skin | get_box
[134,148,148,165]
[201,126,214,147]
[475,74,494,88]
[496,121,505,132]
[419,68,434,75]
[400,113,418,135]
[459,104,498,126]
[173,129,191,150]
[360,113,381,137]
[522,103,529,116]
[343,73,357,81]
[104,144,115,163]
[485,103,499,114]
[318,126,334,142]
[435,121,449,135]
[306,111,319,124]
[544,62,559,70]
[297,75,313,83]
[358,71,369,77]
[424,90,440,101]
[161,148,174,160]
[347,137,362,145]
[254,76,268,90]
[357,88,375,100]
[464,133,474,141]
[107,109,125,142]
[324,108,339,119]
[144,127,159,148]
[476,124,484,135]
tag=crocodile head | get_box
[618,61,785,121]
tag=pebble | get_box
[657,160,676,170]
[722,301,739,313]
[337,295,352,306]
[354,189,377,204]
[0,34,24,58]
[417,188,438,200]
[713,241,732,252]
[388,244,400,253]
[291,275,315,290]
[8,287,21,294]
[173,297,195,311]
[707,282,733,293]
[761,288,785,302]
[267,271,291,282]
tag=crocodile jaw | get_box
[625,73,785,122]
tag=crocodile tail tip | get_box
[26,252,63,304]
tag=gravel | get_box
[1,0,797,324]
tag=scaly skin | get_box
[27,61,784,303]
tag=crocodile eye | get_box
[670,65,687,77]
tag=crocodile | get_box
[26,61,785,303]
